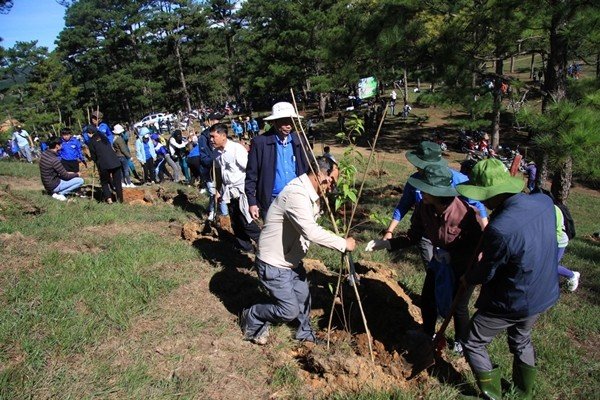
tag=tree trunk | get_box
[318,93,327,122]
[403,68,408,105]
[535,153,549,190]
[550,156,572,204]
[540,1,572,203]
[174,40,192,113]
[542,12,568,112]
[530,53,535,79]
[490,57,503,150]
[510,56,514,73]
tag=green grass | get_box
[1,150,599,399]
[0,159,41,179]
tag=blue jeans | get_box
[53,177,84,195]
[179,157,191,182]
[19,145,32,163]
[245,259,315,341]
[119,157,132,185]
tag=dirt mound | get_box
[289,259,443,397]
[295,333,411,397]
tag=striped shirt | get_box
[39,149,78,193]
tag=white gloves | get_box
[364,239,391,252]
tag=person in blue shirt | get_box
[186,137,202,186]
[250,116,259,137]
[91,111,114,144]
[59,128,86,173]
[231,119,243,140]
[382,141,489,266]
[152,134,174,183]
[135,128,157,184]
[245,102,309,220]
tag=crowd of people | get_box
[3,97,583,399]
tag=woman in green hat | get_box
[366,163,484,352]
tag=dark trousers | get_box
[421,263,474,343]
[99,166,123,202]
[143,158,155,183]
[61,159,80,173]
[464,312,540,372]
[156,155,173,182]
[228,197,261,252]
[187,156,201,185]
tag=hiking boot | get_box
[52,193,67,201]
[239,309,251,339]
[252,326,270,345]
[240,309,269,345]
[567,271,580,292]
[297,333,324,345]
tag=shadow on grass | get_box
[172,189,207,219]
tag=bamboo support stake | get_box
[289,90,387,363]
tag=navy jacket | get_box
[198,128,216,181]
[245,129,309,213]
[467,193,559,317]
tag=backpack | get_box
[556,203,576,240]
[533,188,576,240]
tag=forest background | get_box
[1,0,599,199]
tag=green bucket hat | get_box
[405,141,448,169]
[456,158,525,201]
[407,164,458,197]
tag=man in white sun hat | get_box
[245,101,309,220]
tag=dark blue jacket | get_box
[467,193,559,317]
[198,128,216,181]
[245,129,309,212]
[59,137,85,162]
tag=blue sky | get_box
[0,0,66,50]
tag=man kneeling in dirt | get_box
[40,138,84,201]
[240,157,356,345]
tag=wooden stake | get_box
[289,89,388,363]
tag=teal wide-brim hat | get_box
[405,141,448,169]
[407,164,458,197]
[456,158,525,201]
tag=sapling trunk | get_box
[289,90,388,363]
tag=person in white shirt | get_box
[12,125,34,163]
[210,123,261,252]
[239,156,356,345]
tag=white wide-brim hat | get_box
[263,102,303,121]
[113,124,125,134]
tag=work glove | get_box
[364,239,391,252]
